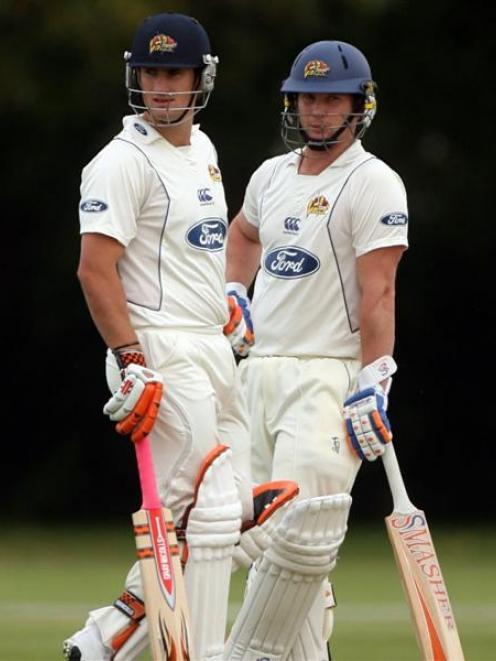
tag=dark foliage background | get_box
[2,0,493,523]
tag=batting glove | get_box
[344,355,397,462]
[103,345,163,443]
[223,282,254,358]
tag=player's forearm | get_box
[359,287,396,366]
[78,270,138,349]
[226,218,261,288]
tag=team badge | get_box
[149,34,177,54]
[306,195,329,215]
[208,164,222,182]
[304,60,330,78]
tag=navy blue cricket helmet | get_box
[124,12,218,125]
[281,40,377,150]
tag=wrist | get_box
[112,340,141,351]
[226,281,248,298]
[357,355,397,391]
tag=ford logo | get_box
[380,212,408,226]
[186,219,227,251]
[263,246,320,279]
[80,199,108,213]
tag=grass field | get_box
[1,524,494,660]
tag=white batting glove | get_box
[104,348,163,443]
[344,356,397,462]
[223,282,254,358]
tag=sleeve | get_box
[241,158,279,228]
[348,159,409,257]
[79,141,147,247]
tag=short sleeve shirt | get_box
[79,115,229,331]
[243,141,408,358]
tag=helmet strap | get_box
[302,112,356,150]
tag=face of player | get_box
[138,67,198,126]
[297,92,357,145]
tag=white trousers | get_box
[107,328,253,523]
[238,354,362,502]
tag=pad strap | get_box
[110,591,145,653]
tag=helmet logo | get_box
[208,164,222,182]
[306,196,330,216]
[149,34,177,54]
[304,60,330,78]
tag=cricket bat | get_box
[382,444,464,660]
[133,435,193,660]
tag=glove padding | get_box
[344,385,392,461]
[103,363,163,443]
[223,287,254,357]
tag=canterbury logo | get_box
[197,188,213,203]
[306,195,329,215]
[304,60,330,78]
[149,34,177,54]
[283,217,300,232]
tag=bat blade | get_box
[133,505,192,661]
[132,436,194,660]
[382,445,464,660]
[385,507,464,660]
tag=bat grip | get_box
[134,436,161,509]
[382,444,416,514]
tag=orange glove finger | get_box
[370,410,393,444]
[244,328,255,346]
[116,382,158,435]
[130,382,163,443]
[223,296,242,335]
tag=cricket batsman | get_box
[224,40,409,660]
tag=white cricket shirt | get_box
[243,141,409,359]
[79,115,229,331]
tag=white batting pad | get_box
[185,447,242,660]
[286,579,335,661]
[226,493,351,661]
[88,570,148,661]
[232,481,299,572]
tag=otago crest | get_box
[304,60,330,78]
[208,164,222,182]
[306,195,330,215]
[149,34,177,54]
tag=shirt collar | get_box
[286,139,366,169]
[121,115,200,147]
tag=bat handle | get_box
[382,444,416,514]
[134,436,162,509]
